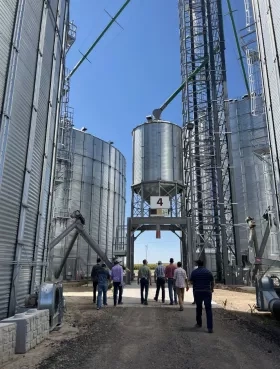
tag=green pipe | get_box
[153,57,209,119]
[67,0,131,79]
[161,58,208,110]
[226,0,250,95]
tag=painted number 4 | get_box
[157,198,163,206]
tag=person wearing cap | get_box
[111,259,124,306]
[96,263,111,310]
[138,259,152,305]
[165,258,178,305]
[91,257,102,304]
[190,259,214,333]
[154,261,166,303]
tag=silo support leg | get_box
[54,231,79,279]
[76,224,113,269]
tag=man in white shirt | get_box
[173,262,189,311]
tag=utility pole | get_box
[145,244,148,260]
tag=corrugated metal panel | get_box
[51,129,126,278]
[132,120,183,187]
[35,0,68,287]
[252,0,280,213]
[0,0,17,109]
[0,0,68,319]
[0,0,19,320]
[229,97,279,258]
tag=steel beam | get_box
[130,217,187,226]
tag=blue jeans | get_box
[168,279,177,304]
[97,283,108,308]
[194,291,213,330]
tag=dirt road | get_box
[36,302,280,369]
[4,284,280,369]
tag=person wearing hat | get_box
[154,261,166,303]
[111,259,124,306]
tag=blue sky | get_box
[67,0,249,263]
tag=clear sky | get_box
[67,0,249,263]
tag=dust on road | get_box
[35,303,280,369]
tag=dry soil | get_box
[3,284,280,369]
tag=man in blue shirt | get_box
[97,263,111,310]
[111,259,124,306]
[190,259,214,333]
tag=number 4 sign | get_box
[150,196,170,209]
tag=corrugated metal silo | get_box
[51,129,126,279]
[132,120,183,203]
[0,0,69,319]
[252,0,280,217]
[229,96,280,259]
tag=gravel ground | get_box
[34,302,280,369]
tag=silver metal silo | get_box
[252,0,280,217]
[229,96,280,260]
[132,119,183,217]
[51,129,126,279]
[0,0,71,319]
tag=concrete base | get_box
[0,309,49,354]
[0,322,16,366]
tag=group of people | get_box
[91,256,214,333]
[138,257,214,333]
[91,258,126,310]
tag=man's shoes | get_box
[118,302,123,305]
[169,302,173,305]
[154,297,158,302]
[144,301,148,305]
[162,300,165,303]
[195,324,202,328]
[208,329,213,333]
[192,302,195,305]
[179,307,184,311]
[97,307,100,310]
[175,302,178,305]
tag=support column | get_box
[181,227,188,273]
[131,236,135,281]
[126,217,132,285]
[187,217,194,275]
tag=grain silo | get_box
[50,129,126,279]
[125,118,186,279]
[0,0,71,319]
[132,119,184,212]
[229,96,280,260]
[252,0,280,219]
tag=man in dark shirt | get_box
[190,259,214,333]
[91,258,102,303]
[97,263,111,310]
